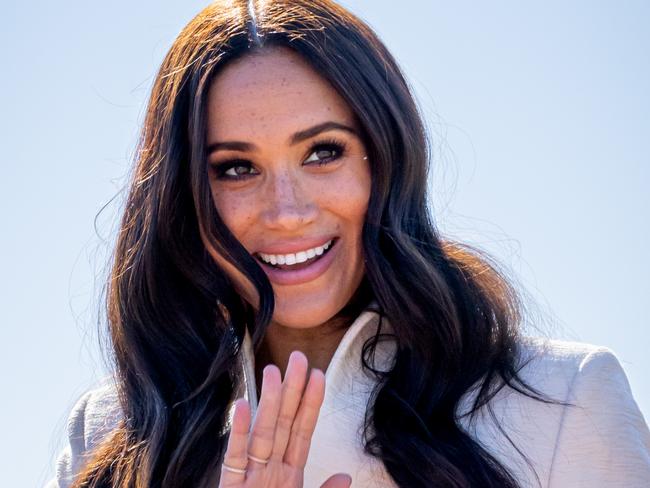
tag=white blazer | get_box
[48,310,650,487]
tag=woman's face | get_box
[205,47,371,329]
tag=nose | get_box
[260,169,317,230]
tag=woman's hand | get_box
[219,351,352,488]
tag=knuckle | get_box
[283,382,303,395]
[251,423,275,441]
[276,413,294,431]
[291,428,312,444]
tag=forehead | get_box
[206,47,357,141]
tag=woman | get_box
[49,1,650,487]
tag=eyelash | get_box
[210,138,348,181]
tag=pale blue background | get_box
[1,1,647,486]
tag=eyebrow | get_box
[206,121,358,155]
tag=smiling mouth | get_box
[255,238,336,271]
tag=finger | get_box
[220,398,251,487]
[320,473,353,488]
[284,368,326,468]
[247,364,282,465]
[271,350,309,461]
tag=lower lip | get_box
[257,239,339,286]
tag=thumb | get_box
[320,473,352,488]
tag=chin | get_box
[267,263,368,329]
[270,305,334,329]
[270,293,346,329]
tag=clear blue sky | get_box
[1,1,648,486]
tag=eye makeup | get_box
[209,136,350,181]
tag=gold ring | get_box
[247,454,270,464]
[222,463,247,474]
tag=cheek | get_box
[320,168,371,228]
[205,190,260,306]
[211,190,256,243]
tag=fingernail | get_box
[290,350,304,361]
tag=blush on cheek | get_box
[322,179,370,213]
[211,194,247,234]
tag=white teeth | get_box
[295,251,308,263]
[258,239,333,267]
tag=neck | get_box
[254,288,372,393]
[254,313,351,394]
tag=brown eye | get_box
[304,142,345,165]
[224,164,254,177]
[213,161,259,180]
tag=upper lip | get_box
[255,236,337,255]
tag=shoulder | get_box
[463,337,633,421]
[515,336,649,439]
[516,337,648,425]
[520,338,650,485]
[47,381,122,488]
[518,335,620,368]
[67,381,122,452]
[466,337,650,487]
[515,336,627,392]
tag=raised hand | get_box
[219,351,352,488]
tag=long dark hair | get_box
[74,1,552,486]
